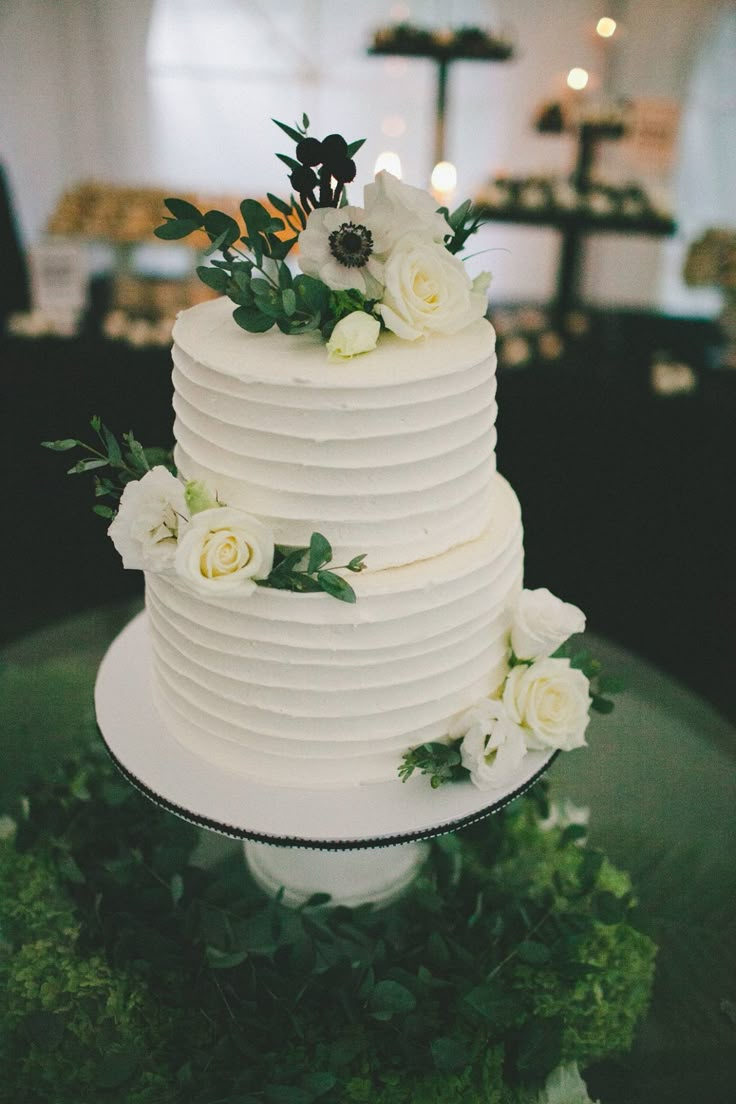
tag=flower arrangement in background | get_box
[154,116,490,359]
[400,589,620,790]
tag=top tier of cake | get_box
[172,297,498,569]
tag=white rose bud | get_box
[184,479,219,516]
[108,466,186,572]
[449,698,527,790]
[377,236,488,341]
[326,311,381,362]
[511,588,586,661]
[175,506,274,596]
[503,657,591,752]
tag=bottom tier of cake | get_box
[145,473,524,788]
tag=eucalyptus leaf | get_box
[317,571,356,604]
[307,532,332,574]
[164,197,203,224]
[102,424,122,464]
[268,192,296,219]
[233,306,275,334]
[241,198,276,233]
[41,438,79,452]
[67,458,108,474]
[196,265,230,292]
[154,218,200,240]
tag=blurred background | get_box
[1,0,735,720]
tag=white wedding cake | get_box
[99,124,592,796]
[145,297,524,786]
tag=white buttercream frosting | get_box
[146,474,524,787]
[171,296,498,569]
[146,297,526,789]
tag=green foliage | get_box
[258,531,367,604]
[42,416,174,514]
[398,741,468,787]
[0,747,655,1103]
[440,199,487,256]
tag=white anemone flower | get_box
[298,205,385,296]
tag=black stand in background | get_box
[0,162,30,331]
[475,122,676,322]
[368,34,513,165]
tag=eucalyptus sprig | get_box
[41,416,173,519]
[440,199,487,256]
[259,531,367,604]
[398,741,468,788]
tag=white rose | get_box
[326,311,381,361]
[449,698,527,790]
[503,657,591,752]
[511,588,586,660]
[108,466,186,572]
[363,170,450,252]
[377,236,489,340]
[175,506,274,596]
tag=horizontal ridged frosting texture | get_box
[145,474,523,787]
[171,296,498,569]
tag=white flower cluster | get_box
[299,171,491,359]
[452,588,589,791]
[107,467,274,596]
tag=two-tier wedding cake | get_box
[90,118,596,798]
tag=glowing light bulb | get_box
[567,67,589,91]
[374,151,402,179]
[430,161,457,204]
[596,17,617,37]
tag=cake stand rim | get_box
[95,610,558,852]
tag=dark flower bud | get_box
[330,156,357,184]
[321,134,349,162]
[296,137,323,167]
[289,165,318,194]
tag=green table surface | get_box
[2,603,735,1103]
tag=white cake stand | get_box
[95,612,557,907]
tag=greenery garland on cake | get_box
[0,742,655,1103]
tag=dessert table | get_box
[1,602,734,1103]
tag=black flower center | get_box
[328,222,374,268]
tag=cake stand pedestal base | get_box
[95,613,557,909]
[244,840,430,908]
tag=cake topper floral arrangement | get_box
[154,115,490,360]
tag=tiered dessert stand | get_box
[95,612,556,909]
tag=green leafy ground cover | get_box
[0,743,655,1103]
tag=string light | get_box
[374,151,403,179]
[596,17,617,38]
[567,67,589,91]
[430,161,457,204]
